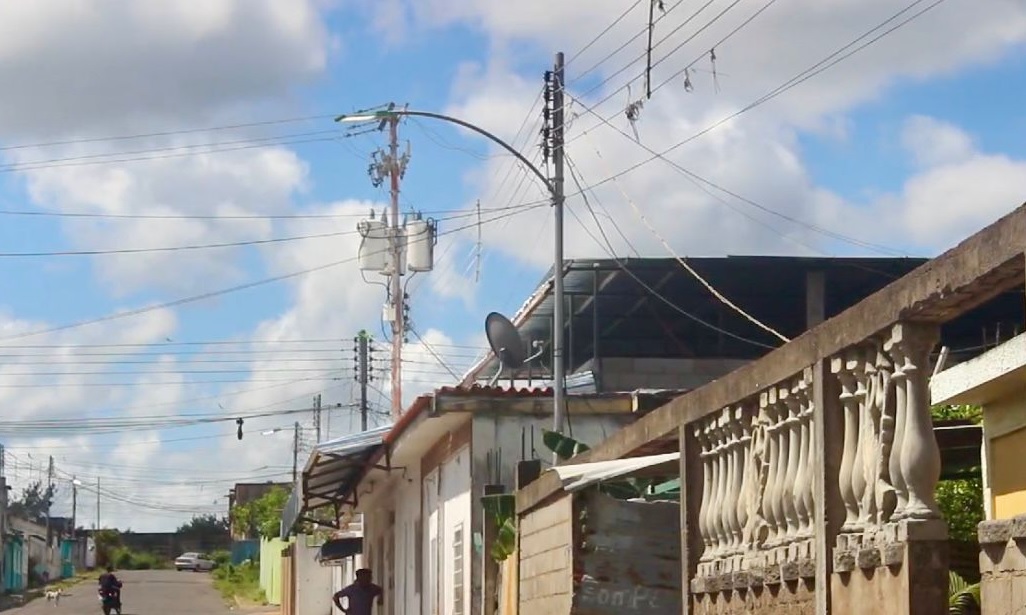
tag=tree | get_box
[93,529,122,568]
[8,480,56,520]
[932,405,985,543]
[230,487,290,540]
[177,514,230,538]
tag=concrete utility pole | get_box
[45,455,53,549]
[355,330,371,432]
[548,52,568,436]
[71,477,77,534]
[387,114,405,419]
[292,421,301,483]
[312,394,322,443]
[96,477,100,531]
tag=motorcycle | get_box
[97,586,122,615]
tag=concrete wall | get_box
[117,532,230,559]
[260,537,292,606]
[600,357,749,392]
[518,492,573,614]
[293,536,335,615]
[978,516,1026,614]
[394,460,422,614]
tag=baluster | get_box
[772,389,790,546]
[858,350,880,526]
[792,376,813,537]
[781,385,801,542]
[761,391,782,546]
[833,354,861,532]
[696,423,713,561]
[736,407,754,551]
[726,407,744,553]
[802,375,816,535]
[872,345,897,524]
[708,418,727,557]
[885,332,910,520]
[715,412,732,556]
[894,324,943,520]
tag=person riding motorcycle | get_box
[97,565,122,608]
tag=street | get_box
[5,570,255,615]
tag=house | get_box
[460,256,1020,393]
[281,386,679,615]
[510,202,1026,614]
[931,331,1026,612]
[230,481,292,540]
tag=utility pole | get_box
[45,455,53,549]
[96,477,100,530]
[312,394,322,443]
[547,52,568,435]
[387,114,405,419]
[355,331,371,432]
[71,477,77,536]
[293,423,299,486]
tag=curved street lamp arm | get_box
[336,110,554,196]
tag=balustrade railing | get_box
[688,322,945,596]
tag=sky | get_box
[0,0,1023,532]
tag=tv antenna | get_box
[484,312,544,387]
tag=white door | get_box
[440,447,471,615]
[423,469,441,615]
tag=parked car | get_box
[174,552,215,572]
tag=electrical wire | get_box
[0,200,548,344]
[566,151,790,342]
[563,154,778,350]
[566,0,647,67]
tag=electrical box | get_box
[357,216,389,272]
[406,216,436,272]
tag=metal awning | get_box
[547,452,680,492]
[281,424,393,538]
[316,537,363,564]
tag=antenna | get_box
[484,312,544,387]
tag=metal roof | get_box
[466,256,1024,383]
[548,452,681,492]
[281,424,392,538]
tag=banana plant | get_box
[542,429,653,499]
[949,571,980,614]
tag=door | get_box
[423,469,441,615]
[440,447,471,615]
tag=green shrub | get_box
[211,550,231,569]
[110,547,167,571]
[212,561,265,604]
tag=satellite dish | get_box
[485,312,528,368]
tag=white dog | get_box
[44,588,62,606]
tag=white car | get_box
[174,552,215,572]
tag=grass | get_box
[211,561,266,606]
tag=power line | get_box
[567,151,790,342]
[566,0,647,67]
[0,201,547,344]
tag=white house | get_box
[282,384,676,615]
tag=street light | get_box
[334,67,570,437]
[262,423,302,482]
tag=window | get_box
[452,523,464,615]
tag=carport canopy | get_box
[281,424,392,538]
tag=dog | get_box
[44,588,62,606]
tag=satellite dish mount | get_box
[484,312,544,388]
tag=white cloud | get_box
[0,0,331,140]
[900,115,977,169]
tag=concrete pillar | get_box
[806,270,826,329]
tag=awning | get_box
[547,452,680,492]
[316,537,363,564]
[281,424,393,538]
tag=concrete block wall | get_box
[599,357,749,392]
[518,493,573,614]
[979,516,1026,613]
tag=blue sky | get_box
[0,0,1024,530]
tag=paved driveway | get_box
[5,570,254,614]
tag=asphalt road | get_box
[7,570,249,615]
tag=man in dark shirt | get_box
[332,568,383,615]
[98,565,122,606]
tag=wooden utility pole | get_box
[292,421,301,483]
[71,477,78,537]
[96,477,100,531]
[356,331,371,431]
[313,394,322,443]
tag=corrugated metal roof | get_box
[548,452,680,492]
[281,424,392,538]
